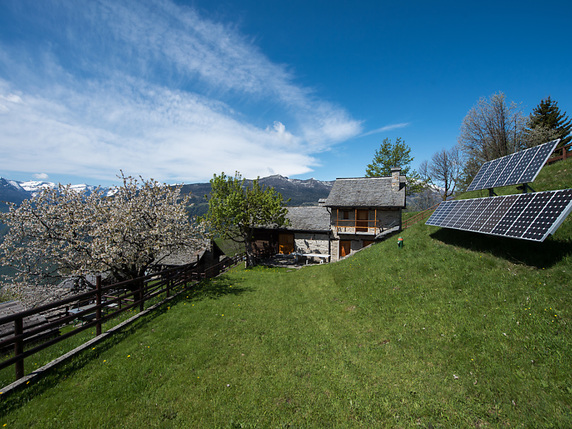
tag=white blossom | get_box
[0,173,206,292]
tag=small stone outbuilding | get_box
[252,205,331,261]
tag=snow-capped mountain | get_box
[1,175,335,210]
[0,178,30,204]
[0,178,105,204]
[18,180,100,196]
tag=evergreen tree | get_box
[527,97,572,147]
[365,137,424,194]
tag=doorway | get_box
[339,240,351,258]
[356,210,369,232]
[278,233,294,254]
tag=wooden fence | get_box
[402,202,441,229]
[546,142,572,165]
[0,253,244,383]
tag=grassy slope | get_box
[1,160,571,428]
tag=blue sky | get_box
[0,0,571,186]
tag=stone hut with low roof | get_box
[252,205,332,261]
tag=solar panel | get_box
[425,189,572,242]
[479,195,518,234]
[479,157,507,190]
[466,139,560,192]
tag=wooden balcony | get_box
[333,219,385,235]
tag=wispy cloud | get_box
[0,0,361,184]
[359,123,411,138]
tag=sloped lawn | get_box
[1,215,571,427]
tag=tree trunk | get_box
[244,233,255,268]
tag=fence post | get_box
[96,275,102,336]
[166,273,171,298]
[14,315,24,380]
[139,279,145,312]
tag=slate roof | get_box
[155,240,212,266]
[324,177,406,208]
[158,247,206,266]
[284,206,331,232]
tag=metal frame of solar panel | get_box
[466,139,560,192]
[426,189,572,242]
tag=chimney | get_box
[391,167,401,192]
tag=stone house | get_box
[252,168,406,263]
[325,168,406,261]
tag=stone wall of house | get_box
[294,233,330,255]
[331,238,375,262]
[378,210,401,230]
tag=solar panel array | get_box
[466,139,560,192]
[426,189,572,242]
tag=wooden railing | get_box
[546,143,572,165]
[334,219,386,235]
[0,253,244,383]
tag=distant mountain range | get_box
[0,178,102,205]
[0,175,335,218]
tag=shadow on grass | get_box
[0,275,251,415]
[430,228,572,268]
[187,274,252,301]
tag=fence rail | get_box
[0,253,244,383]
[546,142,572,165]
[402,203,441,229]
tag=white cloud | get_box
[0,0,361,183]
[33,173,49,180]
[0,77,316,182]
[360,123,411,138]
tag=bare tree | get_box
[458,92,526,180]
[427,147,463,200]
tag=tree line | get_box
[365,94,571,204]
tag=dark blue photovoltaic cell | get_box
[450,200,476,228]
[506,193,551,237]
[467,162,494,192]
[442,200,469,227]
[491,193,534,236]
[479,195,518,233]
[518,140,559,184]
[491,151,523,188]
[479,158,506,190]
[503,146,538,186]
[425,189,572,242]
[426,200,454,225]
[459,199,489,230]
[465,140,560,191]
[523,189,572,241]
[466,199,496,231]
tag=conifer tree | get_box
[365,137,424,195]
[527,97,571,147]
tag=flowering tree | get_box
[0,173,206,292]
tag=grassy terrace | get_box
[1,161,571,427]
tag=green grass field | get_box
[1,160,571,427]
